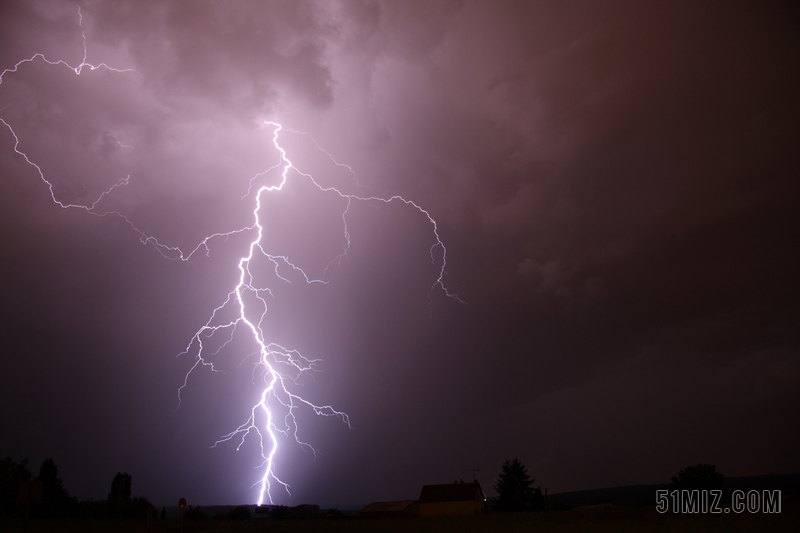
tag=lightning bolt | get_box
[1,6,464,505]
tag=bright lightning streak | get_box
[178,122,464,503]
[1,6,464,505]
[0,7,134,82]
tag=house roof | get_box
[419,481,485,503]
[360,500,417,513]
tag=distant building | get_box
[359,500,418,516]
[418,481,486,516]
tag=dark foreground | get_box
[2,502,798,533]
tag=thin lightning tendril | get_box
[0,7,464,505]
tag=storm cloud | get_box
[1,0,798,506]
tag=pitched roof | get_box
[419,481,485,503]
[360,500,416,513]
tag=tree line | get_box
[3,454,727,518]
[0,457,156,519]
[490,458,726,512]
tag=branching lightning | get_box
[1,6,463,504]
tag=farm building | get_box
[418,481,486,516]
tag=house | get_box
[418,481,486,516]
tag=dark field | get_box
[2,502,799,533]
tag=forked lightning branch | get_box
[0,7,462,505]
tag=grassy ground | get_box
[2,502,798,533]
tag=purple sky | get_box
[1,0,798,507]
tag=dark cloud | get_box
[1,0,799,507]
[88,0,336,114]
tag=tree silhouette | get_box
[669,464,724,491]
[108,472,132,501]
[35,459,77,517]
[0,457,32,516]
[493,458,544,512]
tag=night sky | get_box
[1,0,799,508]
